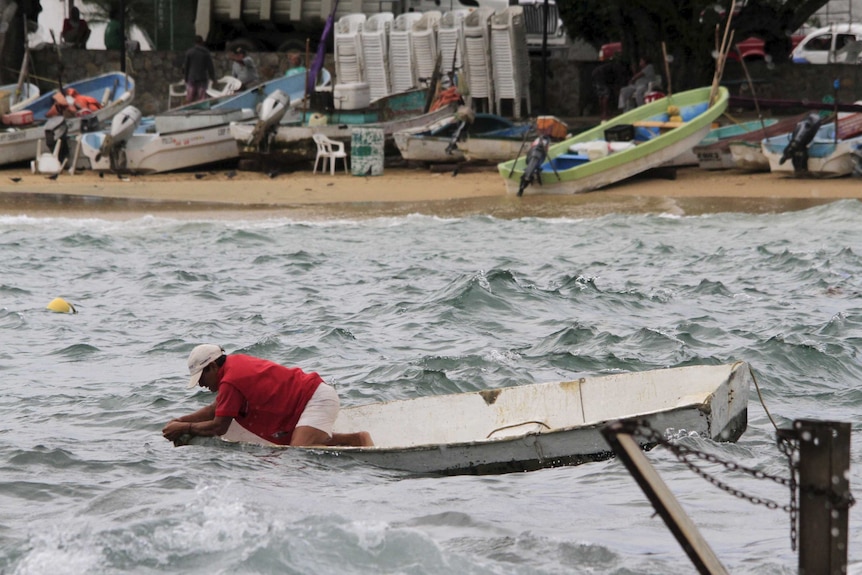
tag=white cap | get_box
[187,344,225,388]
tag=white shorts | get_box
[296,383,340,437]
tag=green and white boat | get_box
[498,86,729,196]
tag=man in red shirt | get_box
[162,344,372,447]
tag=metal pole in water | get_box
[792,419,851,574]
[601,422,729,575]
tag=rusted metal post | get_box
[602,422,729,575]
[793,419,851,575]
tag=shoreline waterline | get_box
[0,164,861,219]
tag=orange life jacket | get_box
[45,88,102,118]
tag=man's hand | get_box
[162,420,192,442]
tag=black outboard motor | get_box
[517,135,550,197]
[445,105,476,155]
[43,116,69,163]
[779,111,823,174]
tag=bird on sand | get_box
[267,170,279,179]
[194,173,206,179]
[226,170,237,179]
[9,177,21,183]
[46,173,59,180]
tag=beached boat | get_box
[394,111,532,163]
[0,72,134,168]
[179,362,751,475]
[498,87,729,196]
[762,111,862,177]
[460,116,570,163]
[231,88,457,163]
[693,119,778,170]
[1,82,40,111]
[79,72,317,174]
[719,113,811,171]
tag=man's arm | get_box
[162,402,232,441]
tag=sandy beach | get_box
[1,162,861,219]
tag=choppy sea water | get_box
[1,198,862,574]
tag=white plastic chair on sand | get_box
[312,133,349,175]
[167,81,186,108]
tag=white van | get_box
[791,23,862,64]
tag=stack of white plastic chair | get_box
[389,12,423,93]
[438,10,470,88]
[334,14,366,85]
[411,11,441,88]
[491,6,531,119]
[462,7,495,113]
[361,12,394,100]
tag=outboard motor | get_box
[247,90,290,152]
[517,135,550,197]
[779,111,822,174]
[445,105,476,155]
[96,105,142,171]
[44,116,69,163]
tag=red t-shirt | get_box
[214,354,323,445]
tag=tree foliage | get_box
[559,0,830,91]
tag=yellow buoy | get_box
[47,297,77,314]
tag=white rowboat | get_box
[182,362,752,475]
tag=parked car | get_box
[790,23,862,64]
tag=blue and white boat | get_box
[79,70,329,174]
[1,82,41,111]
[762,111,862,177]
[0,72,134,168]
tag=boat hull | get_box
[0,73,134,168]
[184,362,752,476]
[81,120,250,174]
[728,141,770,171]
[498,87,729,195]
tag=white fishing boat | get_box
[0,82,40,111]
[693,119,778,170]
[499,87,729,196]
[230,87,458,163]
[394,111,532,164]
[79,73,311,174]
[762,111,862,177]
[0,72,134,168]
[180,362,752,475]
[720,113,811,172]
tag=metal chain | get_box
[630,421,794,501]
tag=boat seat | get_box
[312,133,349,175]
[206,76,242,99]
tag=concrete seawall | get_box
[17,46,862,119]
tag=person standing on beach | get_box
[161,344,373,447]
[183,36,216,104]
[229,46,260,90]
